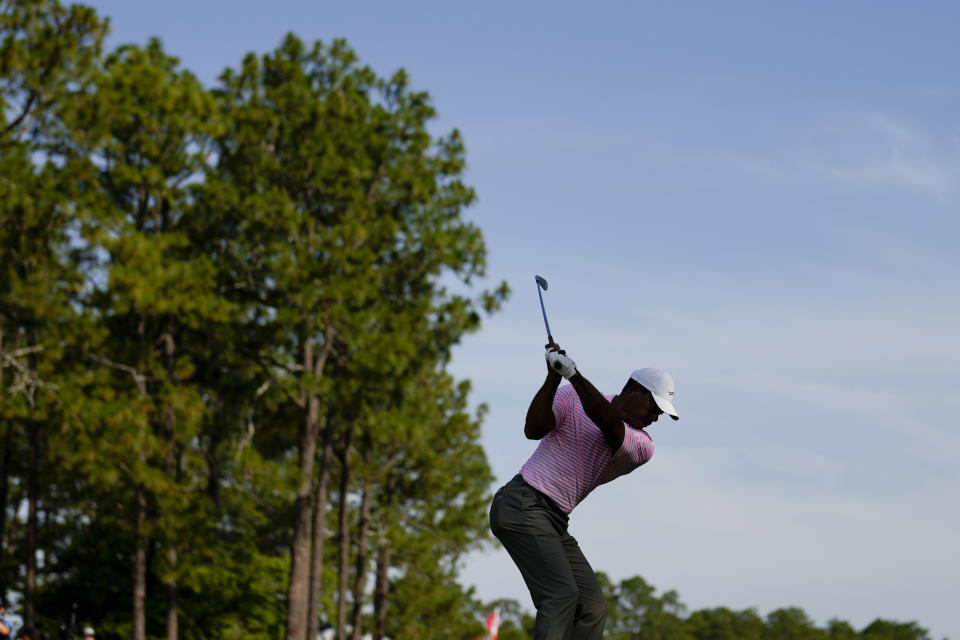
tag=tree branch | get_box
[86,353,154,395]
[0,92,38,143]
[255,357,305,409]
[0,342,62,406]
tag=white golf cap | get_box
[630,368,679,420]
[82,629,95,636]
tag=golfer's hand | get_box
[545,349,577,379]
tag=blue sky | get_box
[85,2,960,637]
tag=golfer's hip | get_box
[490,475,568,538]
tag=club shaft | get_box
[536,286,552,340]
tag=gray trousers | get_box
[490,475,607,640]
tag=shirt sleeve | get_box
[552,384,576,426]
[613,427,654,474]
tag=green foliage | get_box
[592,576,935,640]
[198,30,506,639]
[860,619,932,640]
[764,607,827,640]
[1,0,107,145]
[1,0,108,619]
[826,619,858,640]
[3,3,505,639]
[601,573,692,640]
[688,606,765,640]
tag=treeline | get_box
[1,1,508,640]
[492,573,943,640]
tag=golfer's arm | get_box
[525,372,562,439]
[568,372,625,448]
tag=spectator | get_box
[0,599,11,640]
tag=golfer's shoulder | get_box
[620,427,655,463]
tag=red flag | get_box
[484,608,500,640]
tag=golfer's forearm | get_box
[569,372,624,446]
[525,373,561,439]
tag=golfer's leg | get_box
[497,526,579,639]
[561,534,607,640]
[491,483,578,639]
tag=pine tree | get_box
[59,38,226,640]
[202,33,506,640]
[0,0,107,624]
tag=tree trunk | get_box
[373,542,391,640]
[166,546,178,640]
[25,415,38,627]
[0,421,9,590]
[287,341,320,640]
[163,327,179,640]
[372,477,395,640]
[0,319,9,588]
[133,485,148,640]
[133,317,148,640]
[287,329,334,640]
[307,418,334,640]
[349,474,372,640]
[335,426,352,640]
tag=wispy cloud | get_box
[698,113,960,207]
[800,115,960,205]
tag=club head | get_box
[535,275,548,291]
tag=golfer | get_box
[490,343,679,639]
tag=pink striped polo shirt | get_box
[520,384,654,514]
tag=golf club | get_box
[535,275,552,342]
[535,275,565,372]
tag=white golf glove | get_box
[545,349,577,379]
